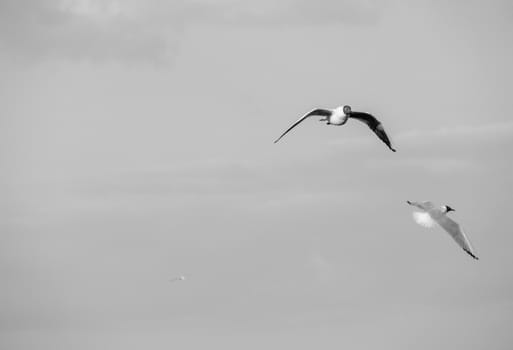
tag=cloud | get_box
[326,121,513,175]
[0,0,184,63]
[329,120,513,156]
[0,0,388,63]
[395,121,513,162]
[329,120,513,146]
[395,121,513,144]
[364,157,477,174]
[195,0,387,26]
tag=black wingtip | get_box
[406,200,412,205]
[464,249,479,260]
[391,148,397,152]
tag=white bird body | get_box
[412,211,435,228]
[407,200,478,260]
[328,106,348,125]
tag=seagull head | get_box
[443,205,455,213]
[343,105,352,115]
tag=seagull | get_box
[273,105,396,152]
[406,201,478,260]
[170,275,186,282]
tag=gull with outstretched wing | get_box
[407,201,478,260]
[274,105,396,152]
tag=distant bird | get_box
[406,201,478,260]
[170,275,186,282]
[273,105,396,152]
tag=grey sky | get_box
[1,0,513,349]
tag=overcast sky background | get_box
[1,0,513,349]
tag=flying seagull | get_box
[273,105,396,152]
[170,275,186,283]
[406,201,478,260]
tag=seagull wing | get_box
[407,200,435,211]
[421,201,435,210]
[434,214,478,260]
[274,109,332,143]
[348,112,396,152]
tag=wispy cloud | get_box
[197,0,387,26]
[328,120,513,150]
[0,0,388,63]
[364,157,478,174]
[326,121,513,174]
[395,121,513,143]
[77,157,363,208]
[0,0,184,63]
